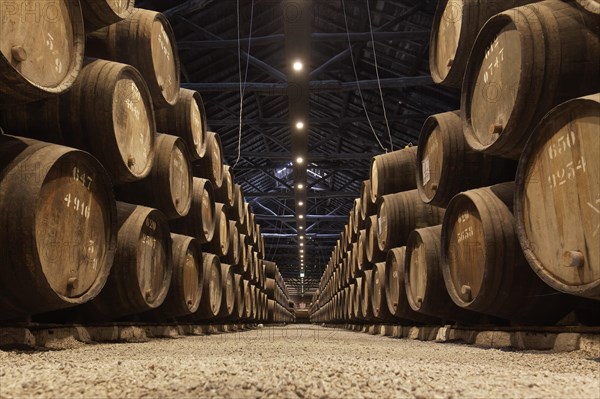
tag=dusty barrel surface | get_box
[192,253,222,319]
[217,263,235,318]
[417,111,517,207]
[0,60,156,184]
[143,233,203,320]
[461,0,600,159]
[429,0,538,87]
[85,203,172,320]
[0,0,84,103]
[193,132,224,188]
[203,202,230,257]
[405,225,481,323]
[215,165,235,207]
[442,183,574,322]
[169,177,216,244]
[155,88,207,160]
[86,8,180,108]
[576,0,600,14]
[371,262,393,320]
[0,137,117,320]
[377,189,445,252]
[366,215,386,264]
[370,146,418,202]
[81,0,134,31]
[384,247,436,323]
[116,134,192,219]
[515,94,600,300]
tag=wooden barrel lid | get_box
[181,238,202,313]
[430,0,463,85]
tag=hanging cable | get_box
[341,0,386,152]
[366,0,393,152]
[233,0,255,168]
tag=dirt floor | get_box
[0,324,598,398]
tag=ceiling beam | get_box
[228,152,379,161]
[182,76,433,94]
[177,31,430,49]
[255,215,347,222]
[245,191,358,199]
[208,114,427,126]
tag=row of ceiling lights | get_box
[293,59,305,272]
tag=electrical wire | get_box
[233,0,255,168]
[366,0,393,152]
[341,0,386,152]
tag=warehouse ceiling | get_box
[136,0,459,297]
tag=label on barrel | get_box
[422,157,431,185]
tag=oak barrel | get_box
[461,0,600,158]
[0,136,116,320]
[377,190,445,252]
[370,146,418,202]
[203,202,230,257]
[0,0,84,103]
[233,273,245,319]
[231,184,246,223]
[429,0,539,87]
[366,215,386,263]
[193,132,224,188]
[360,270,374,320]
[143,233,203,320]
[359,180,377,219]
[81,0,134,32]
[86,8,180,108]
[0,60,156,184]
[417,111,517,207]
[155,88,207,160]
[84,203,172,320]
[192,253,222,319]
[222,221,240,266]
[217,263,235,318]
[442,183,574,322]
[576,0,600,14]
[384,247,436,323]
[371,262,393,320]
[169,177,216,244]
[405,225,481,323]
[116,134,192,219]
[515,94,600,300]
[215,165,235,207]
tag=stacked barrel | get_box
[311,0,599,326]
[0,1,293,325]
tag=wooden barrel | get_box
[244,206,255,239]
[116,134,192,219]
[461,0,600,159]
[84,203,172,320]
[203,202,230,257]
[215,165,235,207]
[576,0,600,14]
[193,253,222,319]
[405,225,481,323]
[242,279,252,319]
[264,261,277,279]
[193,132,224,188]
[81,0,134,32]
[384,247,436,323]
[143,233,203,320]
[0,0,84,103]
[370,146,418,202]
[515,94,600,300]
[417,111,517,207]
[86,8,180,108]
[216,263,235,318]
[371,262,394,320]
[429,0,539,88]
[347,283,356,320]
[155,88,207,160]
[442,183,574,322]
[238,234,248,274]
[222,221,240,266]
[352,198,362,234]
[0,60,156,184]
[360,270,374,320]
[231,184,246,223]
[169,177,216,244]
[359,180,377,219]
[233,273,245,319]
[377,190,445,251]
[0,137,116,320]
[366,215,386,264]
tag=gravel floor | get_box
[0,324,598,399]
